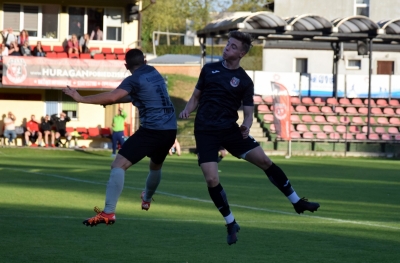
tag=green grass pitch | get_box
[0,148,399,263]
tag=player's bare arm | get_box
[179,88,201,119]
[240,105,253,139]
[63,86,129,105]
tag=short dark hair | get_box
[228,30,253,53]
[125,49,145,69]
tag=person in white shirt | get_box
[4,111,17,145]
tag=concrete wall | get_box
[370,0,400,21]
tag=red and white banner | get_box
[271,82,291,140]
[2,57,130,89]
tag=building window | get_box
[295,58,308,73]
[45,90,78,119]
[3,4,59,39]
[68,6,123,41]
[347,59,362,69]
[355,0,369,16]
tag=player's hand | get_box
[62,86,82,102]
[240,125,249,139]
[179,110,190,119]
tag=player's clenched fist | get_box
[179,110,190,119]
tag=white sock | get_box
[144,169,161,202]
[104,168,125,213]
[288,191,301,204]
[224,213,235,224]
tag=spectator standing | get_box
[24,114,43,146]
[5,28,16,48]
[4,111,17,145]
[0,43,8,60]
[169,138,181,156]
[51,112,71,146]
[8,42,21,56]
[111,107,127,157]
[33,41,46,57]
[17,30,29,47]
[67,34,80,55]
[40,115,55,147]
[79,34,90,54]
[20,40,32,56]
[90,25,103,41]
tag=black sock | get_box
[208,183,231,217]
[264,163,294,197]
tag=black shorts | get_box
[58,129,67,137]
[195,126,259,165]
[118,126,177,165]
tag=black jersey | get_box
[194,61,254,131]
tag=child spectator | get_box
[67,34,80,55]
[33,41,46,57]
[17,29,29,47]
[20,40,32,56]
[4,111,17,145]
[40,115,55,147]
[24,114,43,146]
[8,41,21,56]
[79,33,90,54]
[51,112,71,146]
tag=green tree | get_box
[226,0,271,12]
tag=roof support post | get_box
[200,37,206,68]
[367,37,373,138]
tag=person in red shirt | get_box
[24,114,43,146]
[67,34,80,55]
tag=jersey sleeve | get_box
[242,81,254,106]
[117,77,136,94]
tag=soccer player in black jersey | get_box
[179,31,320,245]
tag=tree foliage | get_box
[225,0,270,12]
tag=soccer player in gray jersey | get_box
[180,31,320,245]
[63,49,177,226]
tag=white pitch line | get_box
[3,167,400,231]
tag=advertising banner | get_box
[346,74,390,98]
[254,71,299,96]
[2,57,129,89]
[271,82,291,140]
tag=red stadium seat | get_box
[339,98,351,105]
[113,48,124,54]
[342,133,354,140]
[269,123,276,132]
[321,106,333,114]
[349,126,360,133]
[327,116,339,124]
[362,126,374,133]
[351,98,364,106]
[389,117,400,125]
[377,117,389,125]
[389,99,399,107]
[45,52,57,58]
[105,54,116,60]
[339,116,351,124]
[66,127,74,133]
[302,132,314,139]
[334,106,345,114]
[301,115,313,123]
[94,53,105,60]
[100,128,112,138]
[117,54,125,60]
[290,131,301,139]
[69,53,79,58]
[346,107,358,114]
[291,97,301,105]
[396,108,400,115]
[56,52,68,58]
[314,115,327,123]
[80,53,91,59]
[364,99,376,106]
[102,47,112,54]
[327,97,338,106]
[314,97,325,106]
[383,108,395,115]
[76,127,89,139]
[301,97,314,105]
[88,127,100,137]
[329,133,340,140]
[257,105,270,113]
[254,96,263,104]
[309,125,322,133]
[295,105,308,113]
[263,96,273,104]
[371,107,383,115]
[296,124,309,132]
[53,45,65,53]
[352,117,364,124]
[316,132,327,140]
[336,125,347,133]
[308,106,320,114]
[364,117,376,124]
[396,134,400,140]
[376,99,388,107]
[381,134,392,141]
[358,107,368,115]
[375,127,386,134]
[356,134,367,140]
[290,115,301,123]
[388,127,399,134]
[323,125,334,133]
[42,45,51,52]
[368,133,380,140]
[90,47,101,52]
[263,114,274,123]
